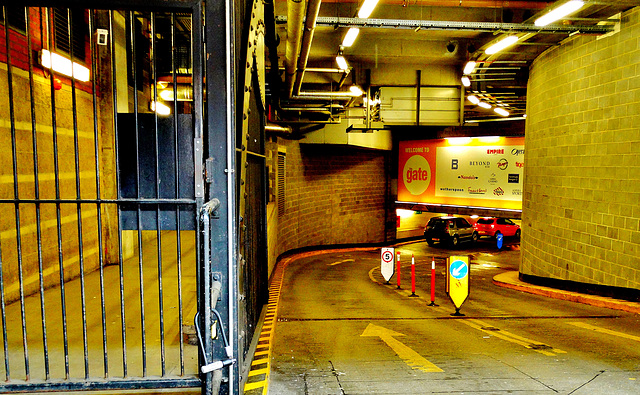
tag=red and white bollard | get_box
[396,252,401,289]
[428,257,438,306]
[409,254,418,297]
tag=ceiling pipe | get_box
[285,0,305,98]
[292,0,322,96]
[265,123,293,134]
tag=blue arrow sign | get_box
[449,260,468,280]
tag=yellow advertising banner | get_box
[398,137,525,210]
[446,255,469,311]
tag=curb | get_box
[493,271,640,314]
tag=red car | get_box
[473,217,521,239]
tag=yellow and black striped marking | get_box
[243,248,376,394]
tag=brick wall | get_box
[273,140,389,257]
[522,7,640,290]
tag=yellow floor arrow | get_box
[361,323,443,373]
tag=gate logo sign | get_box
[403,155,431,195]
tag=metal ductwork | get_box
[284,0,305,98]
[292,0,322,96]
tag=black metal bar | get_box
[0,222,9,381]
[89,9,110,379]
[65,7,91,379]
[0,377,201,392]
[25,5,51,380]
[0,198,198,204]
[45,6,71,380]
[130,11,148,376]
[171,11,185,377]
[4,4,31,381]
[109,9,128,378]
[150,12,167,377]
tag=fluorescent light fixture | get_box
[463,61,476,75]
[446,137,472,145]
[150,101,171,115]
[461,76,471,87]
[478,101,491,109]
[467,95,480,105]
[535,0,584,27]
[336,55,349,70]
[349,85,364,96]
[40,49,90,82]
[494,108,510,116]
[159,89,175,101]
[396,208,415,218]
[485,35,519,55]
[342,27,360,47]
[358,0,380,18]
[478,136,501,143]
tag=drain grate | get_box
[528,343,553,350]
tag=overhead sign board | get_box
[381,247,395,282]
[398,137,525,210]
[446,255,470,311]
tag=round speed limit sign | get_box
[381,247,395,282]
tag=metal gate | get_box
[0,1,238,392]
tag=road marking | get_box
[328,259,355,266]
[569,322,640,342]
[463,319,567,356]
[361,323,443,373]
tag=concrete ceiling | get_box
[272,0,637,124]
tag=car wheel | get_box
[451,235,459,248]
[472,231,479,243]
[426,238,434,246]
[515,229,521,238]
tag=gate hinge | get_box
[205,157,215,183]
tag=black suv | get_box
[424,216,478,247]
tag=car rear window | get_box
[476,218,493,224]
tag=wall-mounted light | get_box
[494,107,510,116]
[467,95,480,105]
[485,35,519,55]
[40,49,90,82]
[478,101,491,109]
[358,0,380,18]
[478,136,502,143]
[535,0,584,27]
[342,27,360,47]
[150,101,171,115]
[463,61,476,74]
[336,55,349,70]
[461,76,471,87]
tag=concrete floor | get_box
[264,239,640,394]
[0,231,200,389]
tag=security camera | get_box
[446,41,457,53]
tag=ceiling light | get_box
[342,28,360,47]
[535,1,584,27]
[336,55,349,70]
[349,85,364,96]
[467,95,480,104]
[494,108,509,116]
[461,76,471,87]
[150,101,171,115]
[446,137,472,145]
[485,36,519,55]
[463,61,476,75]
[358,0,380,18]
[40,49,90,82]
[478,102,491,109]
[478,136,501,143]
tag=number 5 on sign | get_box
[381,247,395,282]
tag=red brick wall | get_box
[275,140,390,256]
